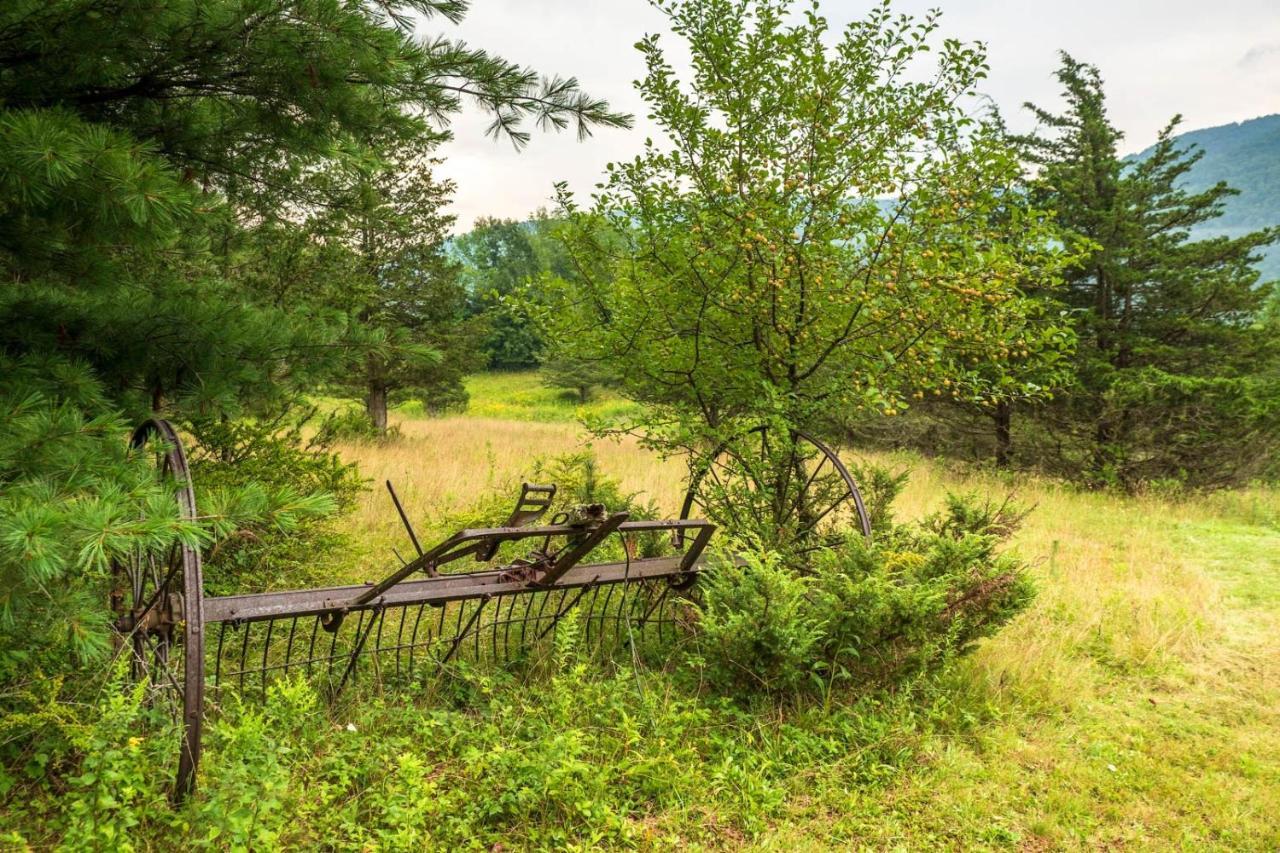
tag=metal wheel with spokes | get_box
[679,426,871,553]
[109,418,205,802]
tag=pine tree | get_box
[1020,54,1280,488]
[0,0,629,667]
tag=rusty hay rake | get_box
[109,418,870,800]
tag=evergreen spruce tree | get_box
[1021,54,1280,488]
[299,139,480,431]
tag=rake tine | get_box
[325,613,346,681]
[214,622,227,688]
[238,622,251,692]
[490,595,505,663]
[503,594,518,660]
[395,605,408,678]
[351,611,367,675]
[336,607,382,696]
[612,581,630,650]
[440,596,490,667]
[620,583,641,646]
[617,575,639,649]
[536,582,597,641]
[555,589,571,637]
[307,616,320,677]
[500,594,517,661]
[260,618,274,700]
[374,607,387,684]
[517,590,537,653]
[598,582,618,654]
[624,581,646,646]
[510,594,528,657]
[533,589,556,643]
[641,579,657,616]
[451,601,465,655]
[284,617,298,677]
[643,581,659,632]
[636,583,670,630]
[583,586,603,647]
[408,603,426,676]
[648,584,661,640]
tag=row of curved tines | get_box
[209,577,686,701]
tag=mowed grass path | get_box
[333,373,1280,849]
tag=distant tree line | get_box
[450,213,619,401]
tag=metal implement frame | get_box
[110,417,870,803]
[205,519,713,626]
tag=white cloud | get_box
[1240,42,1280,69]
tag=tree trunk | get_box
[993,401,1012,468]
[366,382,388,434]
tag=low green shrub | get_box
[691,471,1036,697]
[696,549,825,693]
[314,407,402,443]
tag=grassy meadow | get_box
[314,372,1280,849]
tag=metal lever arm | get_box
[534,511,628,587]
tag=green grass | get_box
[363,376,1280,848]
[461,371,643,423]
[309,370,641,425]
[774,515,1280,850]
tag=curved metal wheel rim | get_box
[679,426,871,544]
[121,418,205,802]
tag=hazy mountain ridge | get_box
[1131,113,1280,279]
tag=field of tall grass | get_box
[318,372,1280,848]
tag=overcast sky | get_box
[425,0,1280,230]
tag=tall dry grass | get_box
[332,413,1267,714]
[333,416,685,577]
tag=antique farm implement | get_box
[110,418,869,800]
